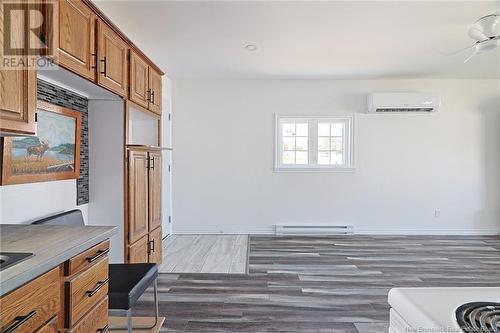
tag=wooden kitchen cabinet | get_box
[128,149,149,244]
[129,51,163,114]
[128,235,149,263]
[0,0,37,135]
[35,316,58,333]
[0,267,60,333]
[148,226,163,264]
[126,147,162,264]
[129,51,150,108]
[148,68,162,115]
[97,20,128,97]
[57,0,96,81]
[148,150,162,231]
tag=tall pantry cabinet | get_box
[126,146,163,264]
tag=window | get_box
[275,116,354,171]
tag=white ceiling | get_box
[94,1,500,79]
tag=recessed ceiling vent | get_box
[367,93,441,113]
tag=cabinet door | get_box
[128,235,149,263]
[57,0,96,80]
[97,21,128,97]
[0,0,37,135]
[148,227,162,264]
[129,51,149,108]
[148,151,162,231]
[148,68,162,114]
[35,316,58,333]
[128,149,149,244]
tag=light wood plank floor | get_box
[159,235,249,274]
[136,235,500,332]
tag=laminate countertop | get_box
[0,224,117,296]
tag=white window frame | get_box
[274,115,355,172]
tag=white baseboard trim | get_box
[173,228,500,236]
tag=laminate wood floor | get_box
[136,235,500,333]
[159,235,249,274]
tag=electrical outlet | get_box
[434,209,441,218]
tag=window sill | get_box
[273,167,356,173]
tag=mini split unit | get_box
[367,93,441,113]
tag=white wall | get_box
[88,100,125,263]
[0,180,88,224]
[172,79,500,235]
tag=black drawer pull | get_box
[100,56,107,76]
[85,249,109,263]
[3,310,36,333]
[86,278,109,298]
[97,324,109,333]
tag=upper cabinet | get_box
[57,0,96,81]
[0,0,37,135]
[130,51,162,114]
[97,20,128,97]
[129,51,149,109]
[148,68,162,115]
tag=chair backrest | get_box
[32,209,85,226]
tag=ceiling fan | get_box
[447,14,500,63]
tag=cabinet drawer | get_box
[69,297,108,333]
[66,258,109,327]
[0,267,60,333]
[65,240,110,277]
[35,316,58,333]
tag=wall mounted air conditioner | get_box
[367,93,441,113]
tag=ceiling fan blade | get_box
[463,50,477,63]
[469,26,489,41]
[441,44,475,56]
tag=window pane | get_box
[318,123,330,136]
[283,137,295,150]
[282,123,295,136]
[331,123,343,136]
[318,151,330,164]
[296,151,308,164]
[331,137,343,151]
[296,123,308,136]
[295,137,308,151]
[283,151,295,164]
[318,137,330,150]
[331,152,343,165]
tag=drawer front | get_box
[35,316,58,333]
[65,240,110,276]
[0,267,60,333]
[66,258,109,327]
[69,297,108,333]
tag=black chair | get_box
[32,210,159,333]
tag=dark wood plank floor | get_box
[135,235,500,332]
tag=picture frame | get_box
[1,101,82,185]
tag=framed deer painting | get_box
[1,101,82,185]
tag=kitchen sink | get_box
[0,252,34,271]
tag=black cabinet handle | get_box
[85,249,109,263]
[151,239,155,252]
[147,88,152,102]
[150,157,155,170]
[97,325,109,333]
[91,53,97,69]
[151,90,155,104]
[100,56,107,76]
[3,310,37,333]
[86,278,109,298]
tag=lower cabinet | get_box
[126,147,163,264]
[0,240,110,333]
[35,317,58,333]
[148,226,163,264]
[128,235,149,263]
